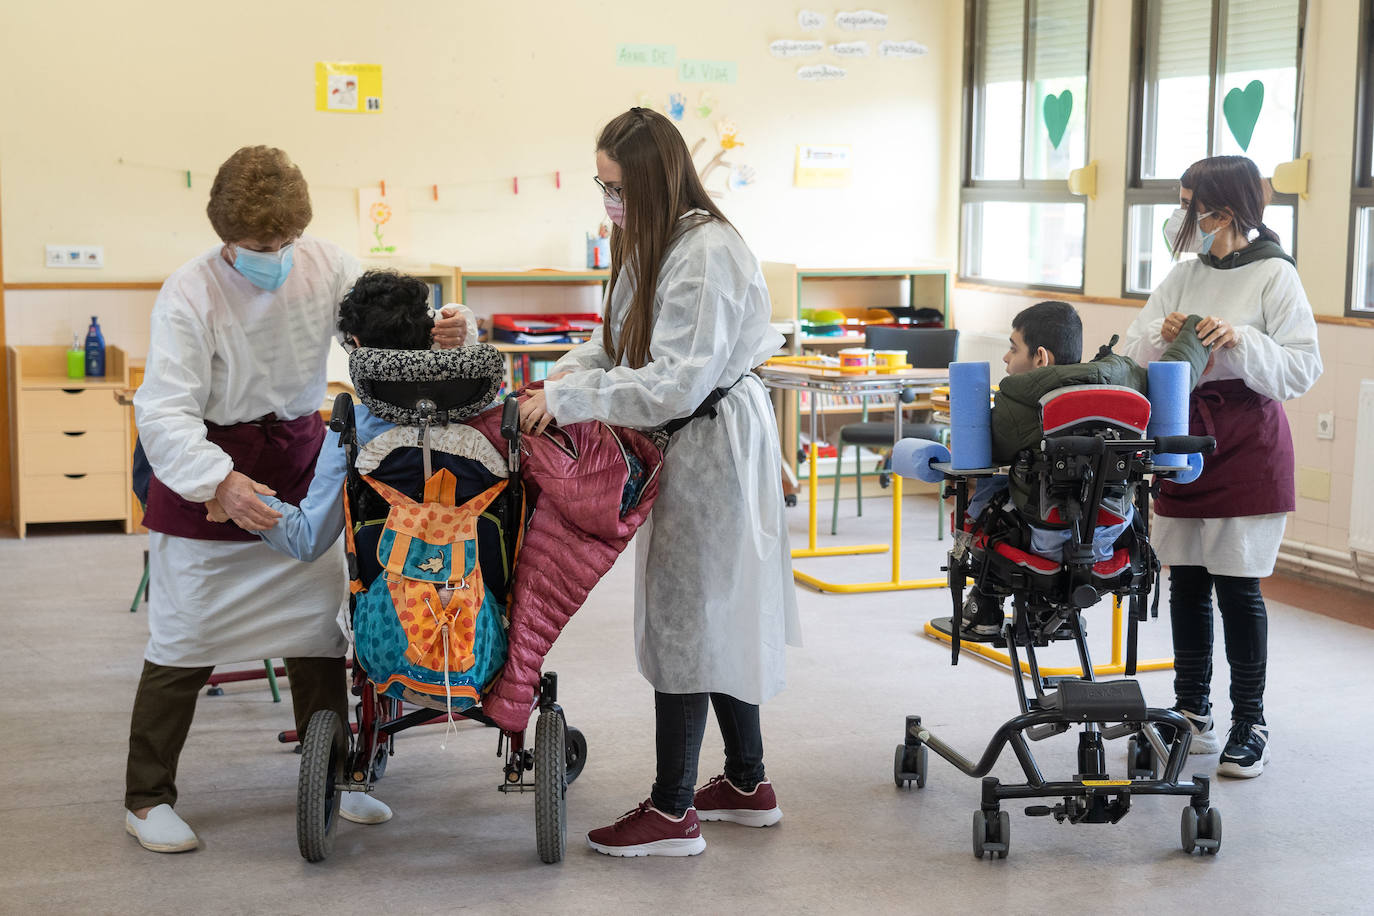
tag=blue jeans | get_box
[1168,565,1268,724]
[651,691,765,816]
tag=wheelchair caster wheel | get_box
[205,686,225,697]
[972,809,1009,859]
[1181,805,1221,855]
[1127,734,1160,780]
[893,743,927,789]
[785,493,798,508]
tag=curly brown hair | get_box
[206,146,313,243]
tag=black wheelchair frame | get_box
[894,430,1225,859]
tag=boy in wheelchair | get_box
[960,300,1210,643]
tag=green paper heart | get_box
[1043,90,1073,149]
[1223,80,1264,151]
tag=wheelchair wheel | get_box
[565,725,588,785]
[973,809,1010,860]
[1200,807,1222,854]
[1127,734,1159,780]
[1179,806,1198,854]
[534,708,568,864]
[893,743,927,789]
[297,709,346,863]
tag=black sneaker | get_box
[960,590,1004,641]
[1217,720,1270,778]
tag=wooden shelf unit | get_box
[759,264,952,479]
[7,345,132,538]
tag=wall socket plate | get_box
[45,244,104,268]
[1316,411,1335,440]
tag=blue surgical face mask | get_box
[233,242,295,290]
[1162,208,1217,256]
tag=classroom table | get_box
[758,363,949,594]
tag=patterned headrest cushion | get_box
[349,344,505,425]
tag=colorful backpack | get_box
[348,468,511,712]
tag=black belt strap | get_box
[662,376,745,436]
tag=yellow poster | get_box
[315,62,383,114]
[794,144,853,188]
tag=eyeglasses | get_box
[593,176,624,203]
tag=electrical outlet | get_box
[1316,411,1334,440]
[45,244,103,268]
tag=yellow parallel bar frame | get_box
[922,598,1174,676]
[792,440,888,559]
[793,454,948,593]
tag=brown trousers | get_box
[124,656,348,811]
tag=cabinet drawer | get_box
[21,388,126,432]
[22,429,128,475]
[20,472,127,522]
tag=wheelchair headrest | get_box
[349,344,504,426]
[1039,385,1150,438]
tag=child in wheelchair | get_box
[960,300,1211,642]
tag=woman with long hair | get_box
[519,108,801,856]
[1122,155,1322,778]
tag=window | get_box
[961,0,1091,290]
[1125,0,1305,295]
[1351,0,1374,315]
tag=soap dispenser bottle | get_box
[84,315,106,377]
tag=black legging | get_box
[651,691,766,817]
[1168,565,1268,724]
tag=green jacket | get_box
[990,313,1210,466]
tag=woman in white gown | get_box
[125,146,466,853]
[1122,155,1321,780]
[519,108,801,857]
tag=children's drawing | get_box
[836,9,889,30]
[667,92,687,121]
[878,40,928,59]
[728,164,757,191]
[328,75,357,111]
[636,91,655,109]
[1222,80,1264,151]
[717,119,744,150]
[1042,90,1073,149]
[830,41,871,58]
[696,92,717,119]
[357,188,408,257]
[799,9,825,30]
[771,39,824,58]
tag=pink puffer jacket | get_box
[467,407,661,731]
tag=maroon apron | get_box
[142,413,326,542]
[1155,378,1294,519]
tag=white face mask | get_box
[1162,207,1217,256]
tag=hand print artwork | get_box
[667,92,687,121]
[691,119,751,199]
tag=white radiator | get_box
[1352,380,1374,554]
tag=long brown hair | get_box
[596,108,730,369]
[1173,155,1281,259]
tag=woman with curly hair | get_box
[125,146,471,853]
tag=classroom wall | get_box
[0,0,959,288]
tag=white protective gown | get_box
[544,213,802,703]
[134,236,360,666]
[1121,255,1322,577]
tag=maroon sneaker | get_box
[586,800,706,857]
[693,775,783,827]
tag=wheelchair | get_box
[893,384,1222,858]
[296,345,586,865]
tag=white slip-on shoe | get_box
[339,791,393,825]
[125,805,199,853]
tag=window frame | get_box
[1123,0,1307,299]
[1346,0,1374,316]
[958,0,1095,293]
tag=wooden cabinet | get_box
[7,345,132,538]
